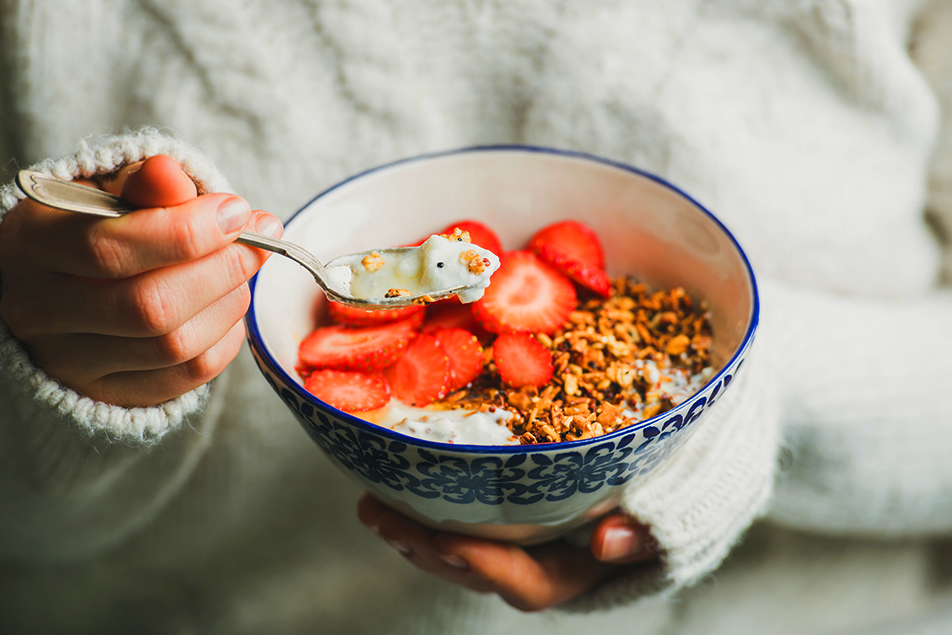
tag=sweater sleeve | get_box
[564,346,781,611]
[0,128,234,561]
[760,279,952,537]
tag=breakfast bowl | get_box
[245,146,758,545]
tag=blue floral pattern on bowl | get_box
[249,340,749,536]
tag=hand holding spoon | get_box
[16,170,498,309]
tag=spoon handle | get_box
[16,170,133,217]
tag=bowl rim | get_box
[246,144,760,454]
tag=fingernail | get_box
[600,525,642,561]
[255,214,284,238]
[438,553,469,570]
[386,539,412,556]
[217,196,251,234]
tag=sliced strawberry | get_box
[433,328,484,392]
[298,317,419,373]
[434,220,504,256]
[527,220,604,269]
[383,334,450,406]
[492,333,554,388]
[327,300,425,327]
[303,370,390,412]
[534,242,613,298]
[472,251,576,335]
[421,298,492,343]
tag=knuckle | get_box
[225,243,264,286]
[0,289,41,339]
[155,324,200,366]
[184,353,218,385]
[509,595,545,613]
[169,217,206,261]
[232,283,252,313]
[127,278,177,335]
[183,339,233,385]
[88,230,132,278]
[0,293,27,334]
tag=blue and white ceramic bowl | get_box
[246,147,758,545]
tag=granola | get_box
[429,277,713,444]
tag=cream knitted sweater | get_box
[1,1,951,634]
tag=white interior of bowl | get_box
[252,149,754,386]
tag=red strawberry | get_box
[298,317,419,373]
[534,242,613,298]
[303,370,390,412]
[383,334,450,406]
[527,220,605,269]
[472,251,576,335]
[492,333,554,388]
[433,328,485,392]
[421,299,492,343]
[327,300,425,327]
[434,220,504,256]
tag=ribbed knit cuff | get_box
[563,352,779,611]
[0,127,232,444]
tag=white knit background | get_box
[1,0,951,633]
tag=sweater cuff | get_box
[563,351,779,611]
[0,127,231,444]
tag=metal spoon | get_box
[15,170,473,308]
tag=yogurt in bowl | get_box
[245,146,758,545]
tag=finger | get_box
[356,494,495,593]
[85,319,247,407]
[357,494,614,609]
[7,212,280,338]
[94,161,144,196]
[590,514,659,564]
[118,155,198,208]
[433,534,615,611]
[27,284,251,382]
[11,192,253,278]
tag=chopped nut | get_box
[563,373,579,396]
[458,249,489,274]
[508,392,533,411]
[665,334,691,356]
[362,251,385,272]
[385,288,412,298]
[440,227,472,243]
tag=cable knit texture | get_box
[0,0,950,633]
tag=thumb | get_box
[120,154,198,208]
[590,514,656,563]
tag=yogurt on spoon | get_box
[328,228,501,304]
